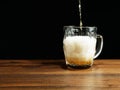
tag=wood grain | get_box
[0,59,120,90]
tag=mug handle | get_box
[94,35,103,59]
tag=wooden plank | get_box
[0,59,120,90]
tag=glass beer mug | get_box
[63,26,103,69]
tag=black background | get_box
[0,0,120,59]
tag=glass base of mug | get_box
[66,64,92,69]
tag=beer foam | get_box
[63,36,96,65]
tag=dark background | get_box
[0,0,120,59]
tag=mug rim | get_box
[63,25,97,28]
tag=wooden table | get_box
[0,59,120,90]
